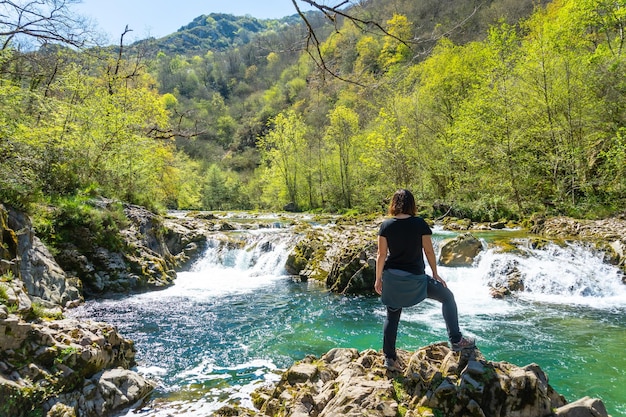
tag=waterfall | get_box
[159,229,299,299]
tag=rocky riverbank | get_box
[1,203,623,416]
[0,201,212,416]
[0,316,152,417]
[215,344,608,417]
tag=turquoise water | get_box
[70,227,626,416]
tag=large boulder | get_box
[285,222,378,293]
[486,259,525,299]
[326,241,377,294]
[47,367,155,417]
[554,396,609,417]
[162,216,210,269]
[439,233,483,267]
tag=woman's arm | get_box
[375,235,387,294]
[422,235,447,287]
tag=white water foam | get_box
[473,242,626,308]
[136,232,296,301]
[399,240,625,334]
[123,358,280,417]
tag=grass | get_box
[0,283,8,302]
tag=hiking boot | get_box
[451,336,476,352]
[383,357,403,372]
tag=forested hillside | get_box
[133,13,307,55]
[1,0,625,228]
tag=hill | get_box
[132,12,306,55]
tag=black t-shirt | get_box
[378,216,432,274]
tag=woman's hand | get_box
[423,236,447,288]
[375,277,383,295]
[432,272,448,288]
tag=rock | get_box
[1,204,82,308]
[220,222,236,231]
[554,396,609,417]
[443,217,473,231]
[487,259,525,298]
[20,236,83,308]
[283,202,298,212]
[48,368,156,417]
[0,315,146,417]
[439,233,484,267]
[247,345,605,417]
[1,280,32,312]
[285,232,325,276]
[162,217,209,268]
[326,242,377,294]
[47,403,76,417]
[285,223,379,294]
[490,221,506,229]
[0,315,34,350]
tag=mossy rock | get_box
[285,232,325,275]
[527,237,559,250]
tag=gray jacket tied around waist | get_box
[381,269,429,308]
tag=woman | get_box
[375,189,475,370]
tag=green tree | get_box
[379,14,413,71]
[362,108,416,193]
[325,105,360,208]
[413,38,485,200]
[520,0,609,211]
[450,24,530,214]
[257,110,308,208]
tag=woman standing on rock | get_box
[374,189,475,370]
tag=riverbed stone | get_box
[326,241,377,294]
[439,233,484,267]
[47,403,77,417]
[554,396,609,417]
[486,258,526,298]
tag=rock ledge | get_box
[218,344,609,417]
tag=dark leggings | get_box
[383,278,462,359]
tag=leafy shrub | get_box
[35,195,129,254]
[436,197,521,223]
[23,302,63,321]
[0,140,43,210]
[1,271,14,282]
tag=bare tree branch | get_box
[0,0,90,50]
[292,0,368,87]
[299,0,407,44]
[292,0,481,86]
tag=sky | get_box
[75,0,313,43]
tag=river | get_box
[69,221,626,416]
